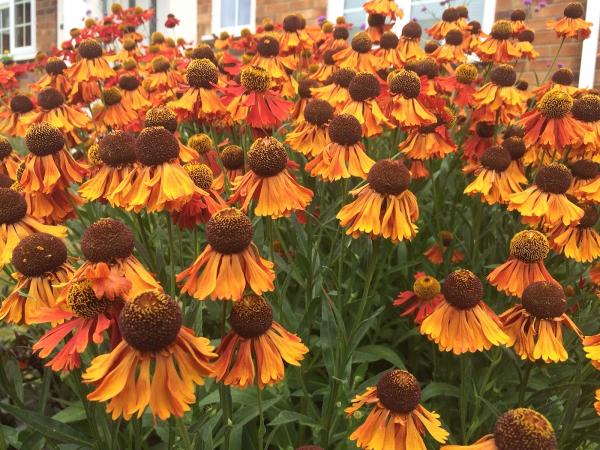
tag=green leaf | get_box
[0,402,93,447]
[52,405,87,424]
[353,344,406,370]
[268,410,320,429]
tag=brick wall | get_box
[198,0,211,37]
[36,0,57,53]
[495,0,599,88]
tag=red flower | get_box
[165,13,180,28]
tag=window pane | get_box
[1,30,9,53]
[0,9,8,29]
[221,0,236,27]
[24,1,31,23]
[344,0,363,10]
[24,25,31,46]
[15,3,23,25]
[237,0,250,26]
[16,26,23,47]
[344,10,365,37]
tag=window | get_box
[211,0,255,35]
[327,0,495,41]
[0,0,35,61]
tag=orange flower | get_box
[278,14,313,56]
[342,72,390,137]
[462,20,487,53]
[249,36,297,97]
[168,58,228,122]
[363,0,403,19]
[393,272,444,324]
[79,131,137,203]
[337,159,419,242]
[420,269,508,354]
[0,136,21,180]
[464,145,526,205]
[570,94,600,161]
[117,74,152,111]
[583,332,600,370]
[531,67,579,101]
[519,89,588,152]
[547,2,591,40]
[213,144,246,192]
[426,7,462,40]
[229,137,313,218]
[0,233,73,325]
[431,29,467,64]
[547,204,600,262]
[488,230,557,298]
[145,55,185,93]
[83,291,216,420]
[32,280,119,372]
[59,218,161,302]
[109,127,199,213]
[399,121,456,161]
[462,122,497,164]
[441,408,557,449]
[0,188,67,269]
[311,68,355,108]
[305,114,374,181]
[67,39,116,103]
[34,57,72,97]
[373,30,401,68]
[290,78,320,124]
[500,282,582,363]
[476,20,521,63]
[213,295,308,388]
[333,32,380,73]
[26,88,91,147]
[345,369,448,450]
[472,65,527,124]
[515,29,539,60]
[508,163,584,226]
[397,21,425,64]
[12,179,83,225]
[310,49,339,82]
[424,231,465,265]
[388,69,436,128]
[0,94,36,136]
[285,99,333,158]
[177,208,275,301]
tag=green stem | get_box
[257,385,266,450]
[166,215,176,295]
[351,240,381,334]
[519,364,532,405]
[541,37,565,85]
[459,356,469,443]
[219,302,233,450]
[175,417,192,450]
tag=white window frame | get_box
[0,0,35,61]
[326,0,496,37]
[211,0,256,35]
[579,1,600,88]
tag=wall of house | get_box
[36,0,58,53]
[495,0,599,89]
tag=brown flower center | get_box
[98,131,136,167]
[101,87,122,106]
[304,99,334,126]
[413,276,441,299]
[118,75,140,91]
[445,29,463,46]
[78,39,103,59]
[502,137,526,160]
[494,408,557,450]
[469,20,482,34]
[523,282,567,319]
[187,58,219,89]
[240,66,271,92]
[283,14,302,32]
[12,232,66,277]
[67,281,109,319]
[367,159,411,195]
[578,205,599,228]
[442,7,459,22]
[221,145,245,170]
[0,136,12,160]
[348,72,380,102]
[151,56,170,73]
[551,68,574,86]
[535,163,572,194]
[376,369,421,414]
[511,9,526,21]
[0,188,26,225]
[491,20,512,40]
[475,121,495,138]
[351,31,372,53]
[87,143,101,166]
[538,90,573,119]
[150,31,165,44]
[332,26,349,40]
[424,40,439,54]
[331,68,356,88]
[328,114,362,146]
[572,94,600,122]
[570,159,598,179]
[81,218,135,263]
[191,44,217,64]
[10,95,33,113]
[491,64,517,87]
[518,29,535,43]
[119,291,182,352]
[144,106,178,133]
[184,162,213,190]
[37,87,65,110]
[248,137,288,177]
[256,36,279,57]
[402,21,422,38]
[480,146,511,172]
[45,57,66,75]
[135,126,180,166]
[298,79,318,99]
[564,2,584,19]
[407,57,438,79]
[206,208,253,254]
[380,31,399,50]
[442,269,483,309]
[455,63,478,84]
[509,230,549,262]
[25,122,65,156]
[122,37,136,51]
[389,69,420,99]
[229,294,273,338]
